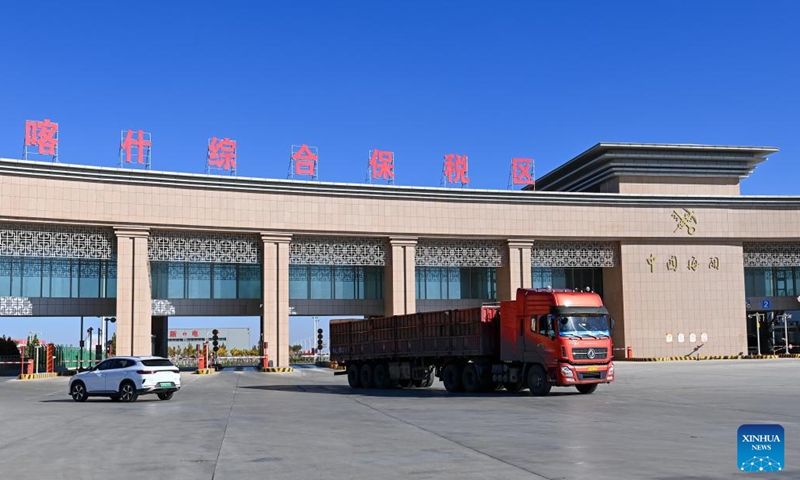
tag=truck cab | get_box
[498,288,615,395]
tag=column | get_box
[385,237,417,316]
[114,228,152,356]
[497,239,533,301]
[261,233,291,367]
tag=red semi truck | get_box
[330,288,615,396]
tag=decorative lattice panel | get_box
[289,236,386,266]
[0,224,115,260]
[415,240,506,267]
[148,231,260,264]
[532,241,618,268]
[743,243,800,267]
[152,299,176,316]
[0,297,33,316]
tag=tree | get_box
[0,336,20,356]
[25,334,40,358]
[290,344,302,354]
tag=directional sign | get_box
[762,300,771,310]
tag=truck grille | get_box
[578,371,605,380]
[572,347,608,360]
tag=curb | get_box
[261,367,294,373]
[194,368,215,375]
[624,354,800,362]
[18,372,61,380]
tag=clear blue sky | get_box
[1,2,798,347]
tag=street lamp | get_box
[747,313,764,355]
[87,327,94,366]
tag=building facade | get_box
[1,143,799,365]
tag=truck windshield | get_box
[558,315,610,338]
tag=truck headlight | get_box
[560,366,574,377]
[608,363,615,376]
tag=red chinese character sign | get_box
[367,149,395,184]
[508,157,535,189]
[288,144,318,180]
[442,153,469,187]
[119,130,152,169]
[23,119,59,162]
[206,137,237,175]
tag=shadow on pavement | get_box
[240,384,579,398]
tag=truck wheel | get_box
[373,363,391,389]
[360,363,374,388]
[461,364,481,393]
[442,363,463,392]
[527,365,551,397]
[576,384,598,394]
[347,364,361,388]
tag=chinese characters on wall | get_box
[646,254,721,273]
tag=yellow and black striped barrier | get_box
[18,372,61,380]
[625,353,800,362]
[261,367,294,373]
[194,368,216,375]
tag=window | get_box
[0,256,116,299]
[416,267,497,300]
[289,265,384,300]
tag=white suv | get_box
[68,356,181,402]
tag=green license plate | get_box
[158,382,174,388]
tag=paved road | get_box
[0,361,796,479]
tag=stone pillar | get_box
[497,240,533,301]
[261,233,291,367]
[385,237,417,316]
[114,228,152,356]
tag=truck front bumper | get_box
[557,362,614,385]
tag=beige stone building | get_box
[1,143,799,364]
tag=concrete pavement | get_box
[0,360,797,479]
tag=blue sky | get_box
[1,2,798,347]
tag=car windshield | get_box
[141,359,174,367]
[558,315,610,338]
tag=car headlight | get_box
[560,366,574,377]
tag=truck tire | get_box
[461,364,481,393]
[347,364,361,388]
[527,365,551,397]
[442,363,464,392]
[373,363,391,389]
[360,363,374,388]
[576,384,598,394]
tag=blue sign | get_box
[762,300,771,310]
[738,424,784,472]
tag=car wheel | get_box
[119,381,138,402]
[70,382,88,402]
[157,391,174,401]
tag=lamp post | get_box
[87,327,93,366]
[747,313,764,355]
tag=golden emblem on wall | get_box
[672,208,698,235]
[709,257,720,270]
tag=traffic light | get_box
[317,328,324,352]
[212,329,220,352]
